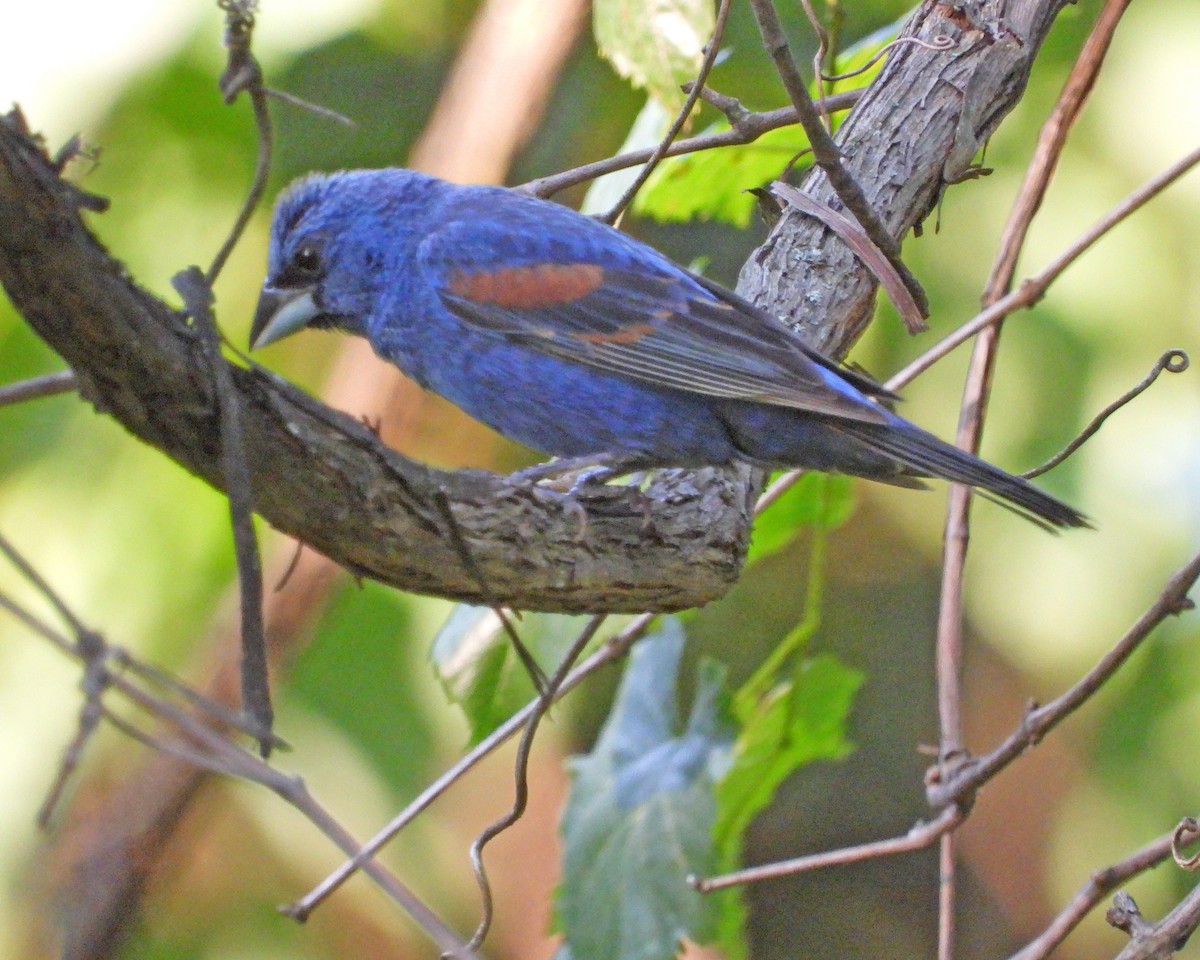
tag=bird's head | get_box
[250,171,414,350]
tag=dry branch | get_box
[0,110,753,613]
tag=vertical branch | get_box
[937,835,958,960]
[209,0,274,286]
[0,370,77,405]
[931,2,1135,955]
[204,0,277,750]
[173,266,273,748]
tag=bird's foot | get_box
[511,455,622,493]
[529,485,591,542]
[512,456,656,537]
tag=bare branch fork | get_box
[0,534,479,960]
[1009,821,1200,960]
[694,548,1200,893]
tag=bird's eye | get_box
[291,244,322,277]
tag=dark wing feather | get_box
[436,261,891,426]
[685,270,899,403]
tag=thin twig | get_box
[748,352,1180,528]
[928,549,1200,811]
[174,267,272,751]
[286,610,657,918]
[465,614,606,949]
[0,370,77,406]
[113,644,288,748]
[600,0,733,224]
[1112,882,1200,960]
[0,530,93,639]
[1023,349,1188,479]
[938,834,956,960]
[1008,822,1200,960]
[518,90,862,199]
[0,583,478,958]
[820,35,954,82]
[887,141,1200,392]
[797,0,831,130]
[207,0,273,285]
[262,87,356,126]
[36,658,107,827]
[694,805,964,891]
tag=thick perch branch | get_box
[0,0,1068,613]
[0,110,754,613]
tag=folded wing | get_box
[424,231,891,426]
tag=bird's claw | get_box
[512,457,659,538]
[511,455,618,490]
[530,485,590,542]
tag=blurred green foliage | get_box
[593,0,714,111]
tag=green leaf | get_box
[430,605,597,744]
[290,583,435,798]
[593,0,714,111]
[632,17,909,227]
[716,655,862,862]
[633,121,811,227]
[581,96,673,217]
[710,656,860,956]
[747,472,855,567]
[559,619,734,960]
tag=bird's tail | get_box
[833,419,1090,530]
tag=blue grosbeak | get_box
[250,169,1086,528]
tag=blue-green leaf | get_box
[559,619,734,960]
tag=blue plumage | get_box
[251,168,1087,528]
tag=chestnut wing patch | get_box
[437,260,888,425]
[448,264,605,310]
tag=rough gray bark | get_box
[743,0,1069,353]
[0,0,1069,613]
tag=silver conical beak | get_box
[250,285,319,349]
